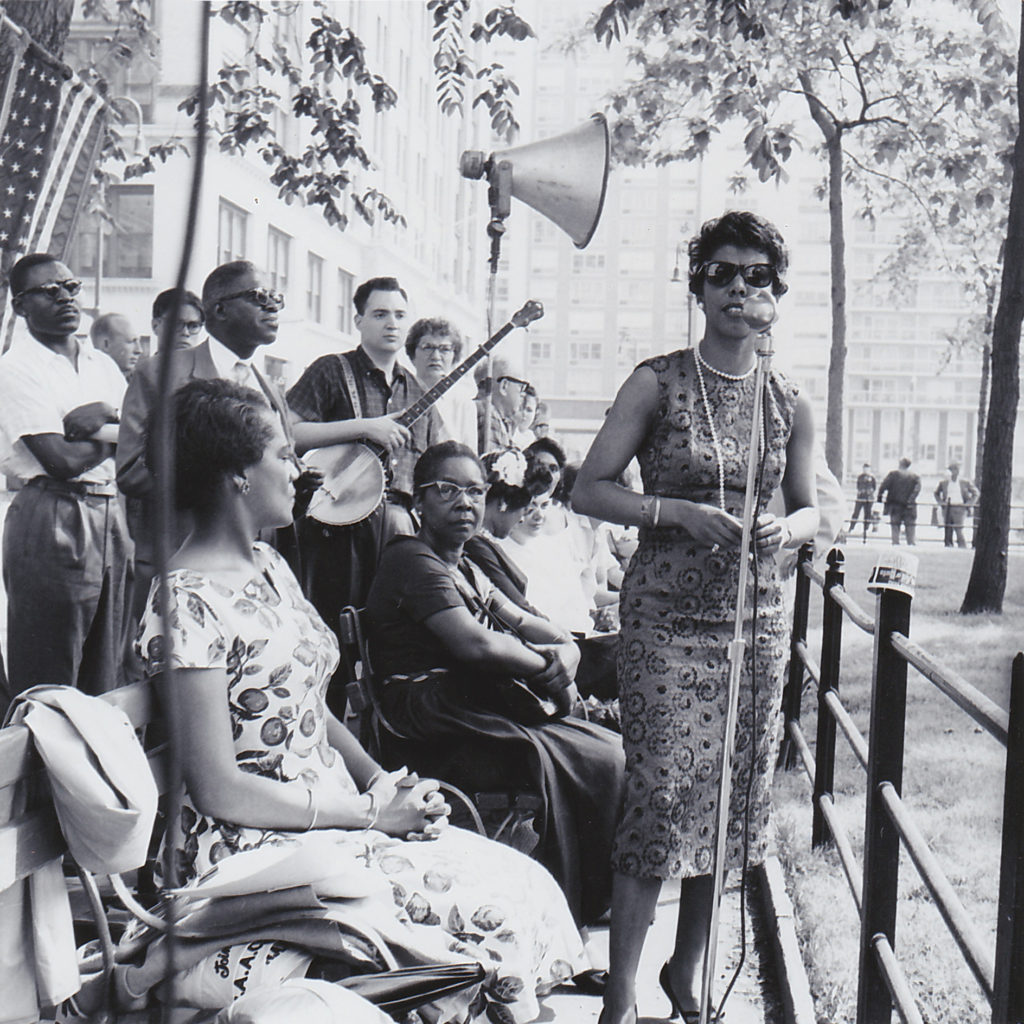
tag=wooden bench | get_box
[0,680,166,1022]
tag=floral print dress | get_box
[613,349,798,881]
[137,543,588,1022]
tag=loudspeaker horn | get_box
[460,113,610,249]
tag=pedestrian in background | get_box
[848,462,876,543]
[934,462,979,548]
[877,457,921,546]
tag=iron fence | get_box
[779,545,1024,1023]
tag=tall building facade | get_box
[64,0,498,385]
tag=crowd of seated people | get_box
[0,256,623,1020]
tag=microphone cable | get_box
[715,374,773,1022]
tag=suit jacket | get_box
[116,340,293,562]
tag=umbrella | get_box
[336,962,488,1017]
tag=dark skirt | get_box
[379,675,624,925]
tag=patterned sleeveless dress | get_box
[613,348,799,880]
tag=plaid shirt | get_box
[287,346,442,500]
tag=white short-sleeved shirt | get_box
[0,333,127,484]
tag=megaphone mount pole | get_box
[482,165,511,447]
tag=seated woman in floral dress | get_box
[135,379,591,1022]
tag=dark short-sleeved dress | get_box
[365,536,625,925]
[613,349,798,880]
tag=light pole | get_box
[670,241,694,348]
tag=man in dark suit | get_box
[117,261,298,627]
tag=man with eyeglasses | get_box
[405,316,477,450]
[151,287,204,350]
[0,253,131,705]
[117,260,302,632]
[477,355,531,453]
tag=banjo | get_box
[304,299,544,526]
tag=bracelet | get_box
[301,786,317,832]
[639,495,655,527]
[365,791,380,830]
[651,496,662,528]
[366,767,384,790]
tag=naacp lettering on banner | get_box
[867,552,918,598]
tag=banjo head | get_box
[303,443,387,526]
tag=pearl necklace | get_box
[693,349,728,512]
[695,343,755,381]
[693,347,763,513]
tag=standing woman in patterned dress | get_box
[572,211,818,1024]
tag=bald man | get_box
[90,313,142,380]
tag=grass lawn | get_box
[771,544,1024,1024]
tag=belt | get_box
[26,476,119,499]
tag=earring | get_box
[236,477,250,494]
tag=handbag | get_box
[448,562,565,725]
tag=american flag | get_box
[0,13,107,349]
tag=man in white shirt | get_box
[0,253,130,704]
[117,261,300,628]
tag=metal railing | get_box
[778,545,1024,1024]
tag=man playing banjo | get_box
[287,276,443,710]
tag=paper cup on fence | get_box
[867,551,918,597]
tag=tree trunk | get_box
[974,339,990,491]
[823,132,848,483]
[800,70,848,482]
[961,5,1024,614]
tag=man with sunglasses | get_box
[0,253,131,705]
[117,260,304,633]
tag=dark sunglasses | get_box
[498,375,530,390]
[16,279,83,300]
[220,287,285,311]
[701,261,777,290]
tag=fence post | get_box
[811,548,845,848]
[993,652,1024,1024]
[779,543,813,770]
[857,584,912,1024]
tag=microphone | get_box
[741,294,777,333]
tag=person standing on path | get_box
[849,462,877,543]
[877,457,921,546]
[934,462,979,548]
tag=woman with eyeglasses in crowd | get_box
[405,317,478,451]
[573,212,818,1024]
[133,380,595,1022]
[364,441,625,928]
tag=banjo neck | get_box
[396,300,543,429]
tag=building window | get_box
[73,184,154,279]
[569,341,603,364]
[267,227,291,296]
[218,199,248,262]
[529,340,553,363]
[337,268,355,333]
[307,252,324,322]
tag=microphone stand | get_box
[699,296,777,1024]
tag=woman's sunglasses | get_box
[701,261,777,289]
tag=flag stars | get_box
[26,191,36,201]
[14,139,25,149]
[2,209,12,219]
[43,100,53,111]
[29,168,39,179]
[10,163,20,172]
[4,186,14,196]
[32,146,42,155]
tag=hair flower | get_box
[483,448,527,488]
